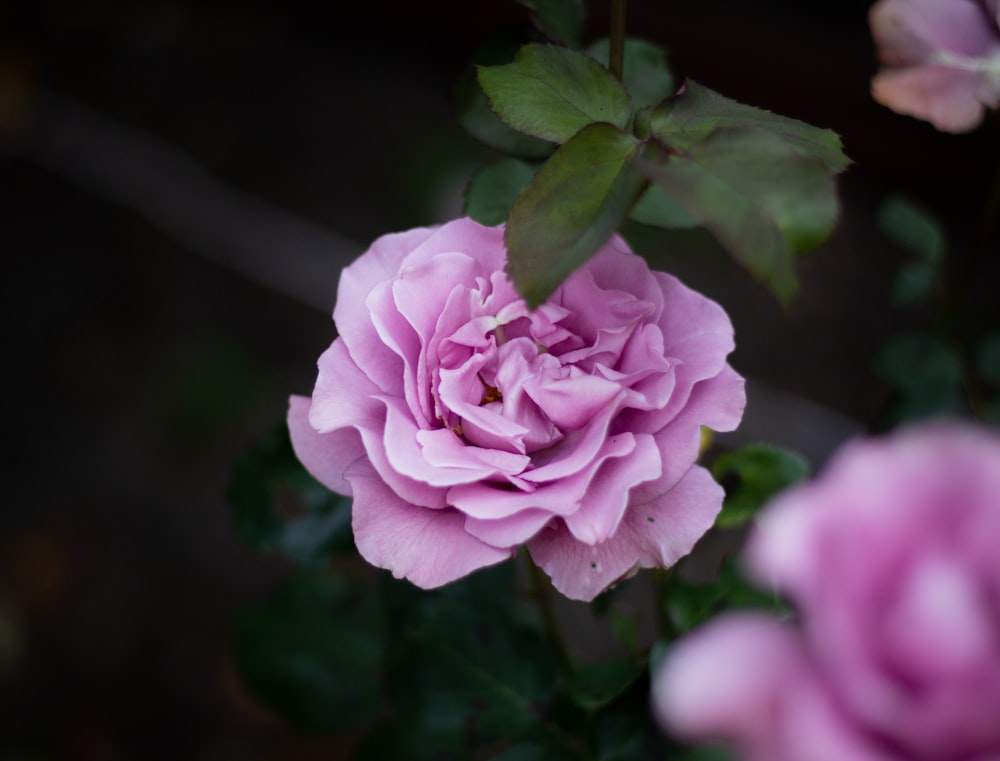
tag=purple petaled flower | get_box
[654,421,1000,761]
[288,218,745,600]
[870,0,1000,132]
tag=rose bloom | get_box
[288,218,744,601]
[870,0,1000,132]
[654,421,1000,761]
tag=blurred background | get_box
[1,0,997,758]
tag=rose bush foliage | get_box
[288,218,744,600]
[654,421,1000,760]
[870,0,1000,132]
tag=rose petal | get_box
[872,64,989,132]
[561,432,661,544]
[333,226,436,394]
[570,235,666,313]
[528,465,723,601]
[627,364,745,505]
[654,614,898,761]
[347,459,514,588]
[449,432,640,520]
[653,613,801,745]
[367,279,429,424]
[309,340,446,509]
[870,0,1000,61]
[287,394,364,496]
[654,271,736,409]
[464,508,554,548]
[380,395,527,486]
[523,369,625,431]
[404,217,508,274]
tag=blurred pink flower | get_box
[287,218,744,600]
[870,0,1000,131]
[654,421,1000,759]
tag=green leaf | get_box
[465,158,540,225]
[891,260,937,306]
[234,571,384,733]
[457,66,553,158]
[565,660,644,711]
[506,122,646,307]
[711,444,810,529]
[478,44,633,144]
[646,80,850,173]
[639,128,838,303]
[587,38,675,111]
[516,0,586,48]
[228,423,353,565]
[874,333,966,423]
[378,564,559,754]
[629,185,698,229]
[877,195,946,263]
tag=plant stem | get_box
[610,0,626,80]
[525,553,575,676]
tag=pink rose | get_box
[288,218,744,601]
[654,421,1000,760]
[870,0,1000,132]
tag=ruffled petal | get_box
[561,432,662,544]
[347,459,514,588]
[528,465,723,601]
[287,394,364,496]
[464,508,554,548]
[333,226,436,394]
[449,432,640,520]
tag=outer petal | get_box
[403,217,508,274]
[334,226,437,393]
[309,339,446,509]
[347,459,514,588]
[651,272,736,420]
[628,364,746,504]
[653,614,802,746]
[872,65,988,132]
[870,0,1000,61]
[654,614,898,761]
[527,465,723,601]
[287,394,364,496]
[574,235,666,312]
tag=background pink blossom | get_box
[288,218,744,600]
[654,421,1000,760]
[870,0,1000,131]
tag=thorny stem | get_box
[525,553,575,676]
[610,0,626,81]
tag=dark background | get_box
[1,0,998,758]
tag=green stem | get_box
[610,0,626,81]
[525,553,575,675]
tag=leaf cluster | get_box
[461,15,850,307]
